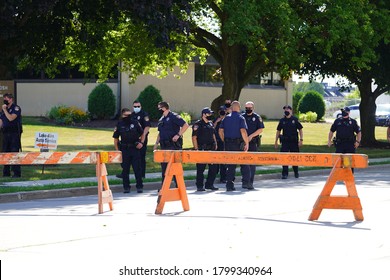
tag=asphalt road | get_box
[0,165,389,280]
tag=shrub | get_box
[137,85,163,120]
[293,91,305,113]
[299,111,317,123]
[297,90,325,121]
[179,111,191,124]
[48,105,89,125]
[88,83,116,119]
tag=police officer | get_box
[192,107,219,191]
[219,101,249,191]
[328,107,361,153]
[0,93,22,178]
[153,101,189,186]
[241,101,264,189]
[131,100,151,178]
[275,105,303,179]
[113,108,145,193]
[214,106,227,183]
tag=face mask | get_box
[133,107,141,114]
[206,115,214,121]
[284,111,290,116]
[4,100,9,105]
[341,111,349,117]
[159,108,164,115]
[122,116,131,123]
[219,110,226,116]
[245,109,253,114]
[225,103,231,108]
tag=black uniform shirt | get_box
[242,112,265,137]
[330,117,360,140]
[113,118,143,144]
[276,116,303,139]
[192,119,215,145]
[131,110,151,130]
[1,103,22,133]
[158,111,186,141]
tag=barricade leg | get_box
[155,154,189,214]
[309,160,363,221]
[97,154,114,214]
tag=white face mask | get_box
[133,107,141,113]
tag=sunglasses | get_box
[133,106,140,108]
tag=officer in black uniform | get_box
[113,108,145,193]
[192,107,219,191]
[214,106,227,183]
[154,101,189,186]
[328,107,361,153]
[275,105,303,179]
[219,101,250,191]
[0,93,22,178]
[241,101,264,189]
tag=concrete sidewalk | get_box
[0,165,389,280]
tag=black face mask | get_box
[122,116,131,123]
[284,111,290,116]
[158,108,164,115]
[206,115,214,121]
[245,109,253,114]
[341,111,349,117]
[219,110,226,116]
[4,100,9,105]
[225,103,231,108]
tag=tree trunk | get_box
[358,77,378,147]
[210,44,246,113]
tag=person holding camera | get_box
[0,93,22,178]
[113,108,145,193]
[192,107,219,192]
[275,105,303,179]
[219,100,249,191]
[153,101,189,186]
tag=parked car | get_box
[375,104,390,126]
[333,104,360,119]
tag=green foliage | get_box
[48,105,89,125]
[137,85,163,120]
[293,82,325,96]
[298,111,318,123]
[297,90,325,121]
[88,84,116,120]
[346,89,361,100]
[293,91,305,113]
[179,111,191,124]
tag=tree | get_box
[297,90,326,121]
[293,82,325,96]
[295,0,390,146]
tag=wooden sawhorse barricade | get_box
[154,150,368,221]
[0,151,122,214]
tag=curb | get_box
[0,169,334,204]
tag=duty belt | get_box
[224,138,242,143]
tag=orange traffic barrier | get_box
[0,151,122,214]
[154,150,368,220]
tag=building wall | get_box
[122,62,292,119]
[16,82,118,116]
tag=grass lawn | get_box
[1,116,390,185]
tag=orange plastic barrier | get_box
[154,150,368,220]
[0,151,122,214]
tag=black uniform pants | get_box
[196,147,218,188]
[121,147,143,191]
[160,141,181,185]
[240,141,258,184]
[280,141,299,176]
[140,137,148,178]
[336,142,356,173]
[216,140,226,181]
[2,132,21,177]
[225,141,250,188]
